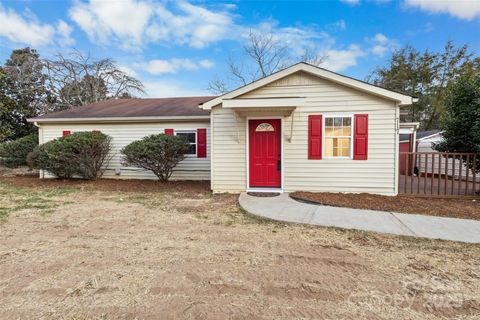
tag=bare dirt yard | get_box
[292,191,480,221]
[0,176,480,319]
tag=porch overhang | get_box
[399,122,420,152]
[222,97,306,109]
[223,97,304,118]
[232,107,296,117]
[399,122,420,134]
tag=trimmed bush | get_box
[434,72,480,173]
[121,134,190,181]
[0,133,38,168]
[28,131,113,180]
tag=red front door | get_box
[249,119,281,188]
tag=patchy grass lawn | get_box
[0,181,74,221]
[0,177,479,320]
[292,191,480,220]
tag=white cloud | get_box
[251,19,334,57]
[340,0,360,5]
[320,45,365,72]
[69,0,236,49]
[0,5,55,46]
[150,1,236,48]
[199,59,215,69]
[405,0,480,20]
[56,20,75,46]
[118,65,139,78]
[369,33,398,57]
[0,4,76,47]
[65,1,378,73]
[69,0,153,48]
[136,58,214,75]
[334,19,347,30]
[424,22,434,32]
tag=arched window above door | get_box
[255,123,275,132]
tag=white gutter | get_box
[27,115,211,123]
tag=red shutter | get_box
[197,128,207,158]
[62,130,71,136]
[353,114,368,160]
[308,115,322,159]
[164,128,174,135]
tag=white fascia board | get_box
[399,122,420,134]
[299,64,414,106]
[200,63,415,110]
[399,122,420,129]
[399,128,415,134]
[200,65,304,110]
[223,97,306,108]
[27,115,211,123]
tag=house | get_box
[399,130,478,182]
[399,130,442,154]
[28,62,416,195]
[399,130,439,175]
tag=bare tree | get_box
[208,30,325,95]
[44,50,145,110]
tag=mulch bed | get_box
[291,191,480,221]
[0,175,211,194]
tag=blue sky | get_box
[1,0,479,97]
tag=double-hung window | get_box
[175,130,197,155]
[324,116,352,158]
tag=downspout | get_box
[32,121,44,179]
[394,103,400,196]
[210,110,214,192]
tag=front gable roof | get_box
[200,62,416,110]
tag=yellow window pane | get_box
[333,138,340,148]
[340,147,350,157]
[325,138,333,157]
[332,127,343,136]
[342,127,351,136]
[339,138,350,148]
[325,127,334,136]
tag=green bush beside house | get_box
[0,133,38,168]
[121,133,191,182]
[28,131,113,180]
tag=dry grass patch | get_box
[0,177,479,319]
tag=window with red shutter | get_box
[62,130,71,136]
[308,115,322,159]
[176,130,196,155]
[197,128,207,158]
[164,128,174,135]
[353,114,368,160]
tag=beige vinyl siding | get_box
[211,71,399,195]
[210,107,247,192]
[39,121,210,180]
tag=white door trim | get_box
[246,116,284,192]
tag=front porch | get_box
[225,98,301,192]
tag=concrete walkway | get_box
[239,193,480,244]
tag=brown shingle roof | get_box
[30,96,216,121]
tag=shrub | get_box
[121,134,190,181]
[0,133,38,168]
[28,131,113,180]
[434,72,480,173]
